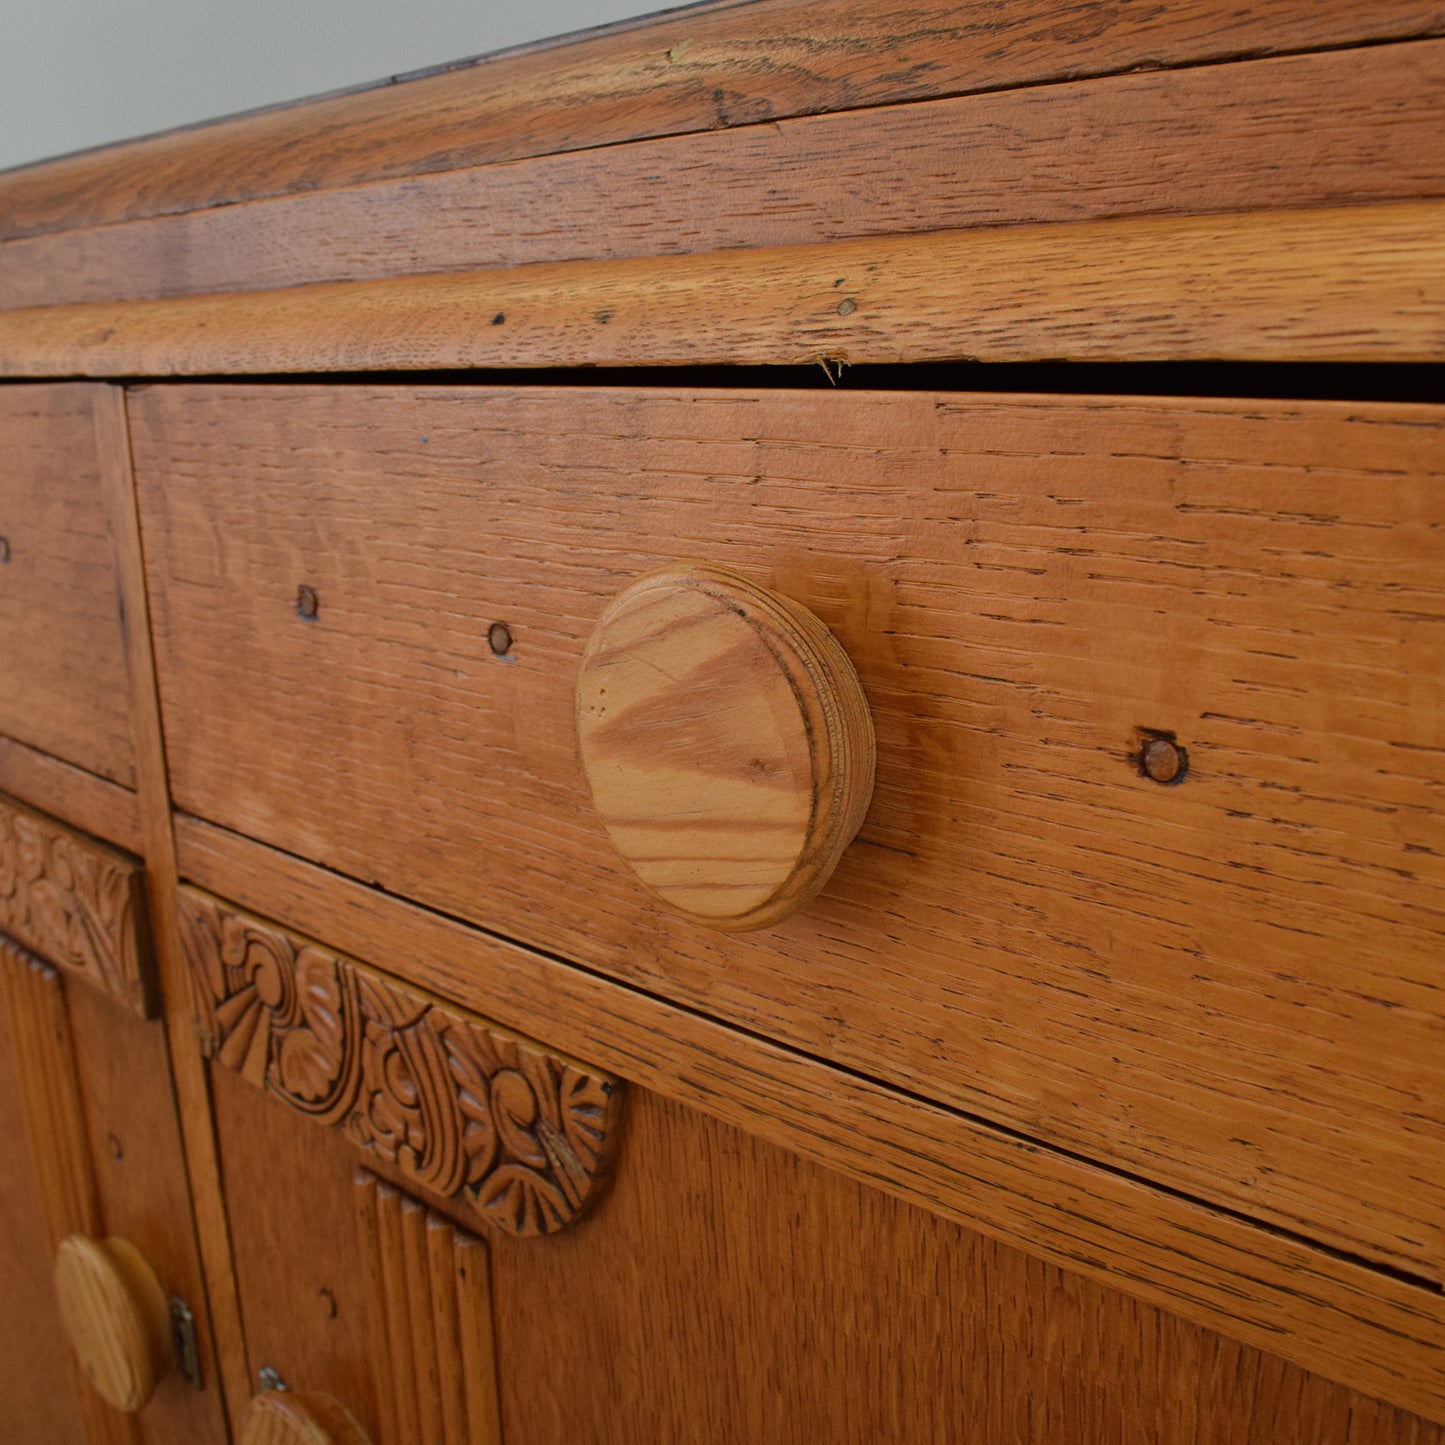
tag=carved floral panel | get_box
[178,887,623,1237]
[0,794,153,1016]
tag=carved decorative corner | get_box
[355,1172,502,1445]
[178,887,624,1238]
[0,793,155,1018]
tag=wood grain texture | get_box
[64,978,230,1442]
[132,383,1445,1282]
[3,0,1444,242]
[6,201,1444,377]
[8,40,1445,311]
[0,939,103,1240]
[91,381,253,1427]
[0,792,155,1016]
[172,815,1445,1424]
[0,737,142,854]
[210,1065,380,1440]
[492,1083,1445,1445]
[579,562,875,930]
[0,954,88,1445]
[354,1174,501,1445]
[0,384,135,784]
[0,938,141,1445]
[240,1392,371,1445]
[180,887,624,1237]
[53,1235,172,1413]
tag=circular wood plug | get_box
[577,562,875,931]
[241,1390,372,1445]
[53,1235,172,1412]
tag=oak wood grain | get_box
[0,941,103,1240]
[91,382,253,1428]
[210,1067,385,1442]
[0,736,142,854]
[53,1235,172,1413]
[2,0,1443,242]
[508,1081,1445,1445]
[180,887,624,1238]
[172,813,1445,1423]
[7,40,1445,311]
[0,938,141,1445]
[0,384,135,785]
[131,382,1445,1283]
[578,562,875,930]
[6,202,1443,377]
[239,1391,371,1445]
[354,1174,501,1445]
[0,951,88,1445]
[0,791,155,1016]
[0,863,226,1439]
[65,979,229,1441]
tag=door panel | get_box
[0,954,88,1445]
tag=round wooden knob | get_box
[577,562,875,930]
[241,1390,371,1445]
[53,1235,172,1411]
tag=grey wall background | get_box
[0,0,669,174]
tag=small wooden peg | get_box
[577,562,875,931]
[53,1234,172,1412]
[241,1389,372,1445]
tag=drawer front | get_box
[0,384,135,788]
[129,383,1445,1280]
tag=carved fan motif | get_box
[179,888,623,1237]
[0,796,153,1016]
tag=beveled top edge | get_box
[2,1,1440,244]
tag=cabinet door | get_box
[0,795,226,1444]
[187,889,531,1444]
[179,884,1444,1445]
[0,946,87,1445]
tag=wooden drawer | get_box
[128,382,1445,1286]
[0,384,135,789]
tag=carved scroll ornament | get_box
[178,888,622,1237]
[0,794,154,1017]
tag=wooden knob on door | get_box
[240,1390,372,1445]
[577,562,875,931]
[53,1234,172,1411]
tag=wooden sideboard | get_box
[1,4,1442,1442]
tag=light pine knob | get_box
[577,562,875,931]
[53,1235,172,1412]
[241,1390,372,1445]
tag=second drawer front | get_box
[128,382,1445,1280]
